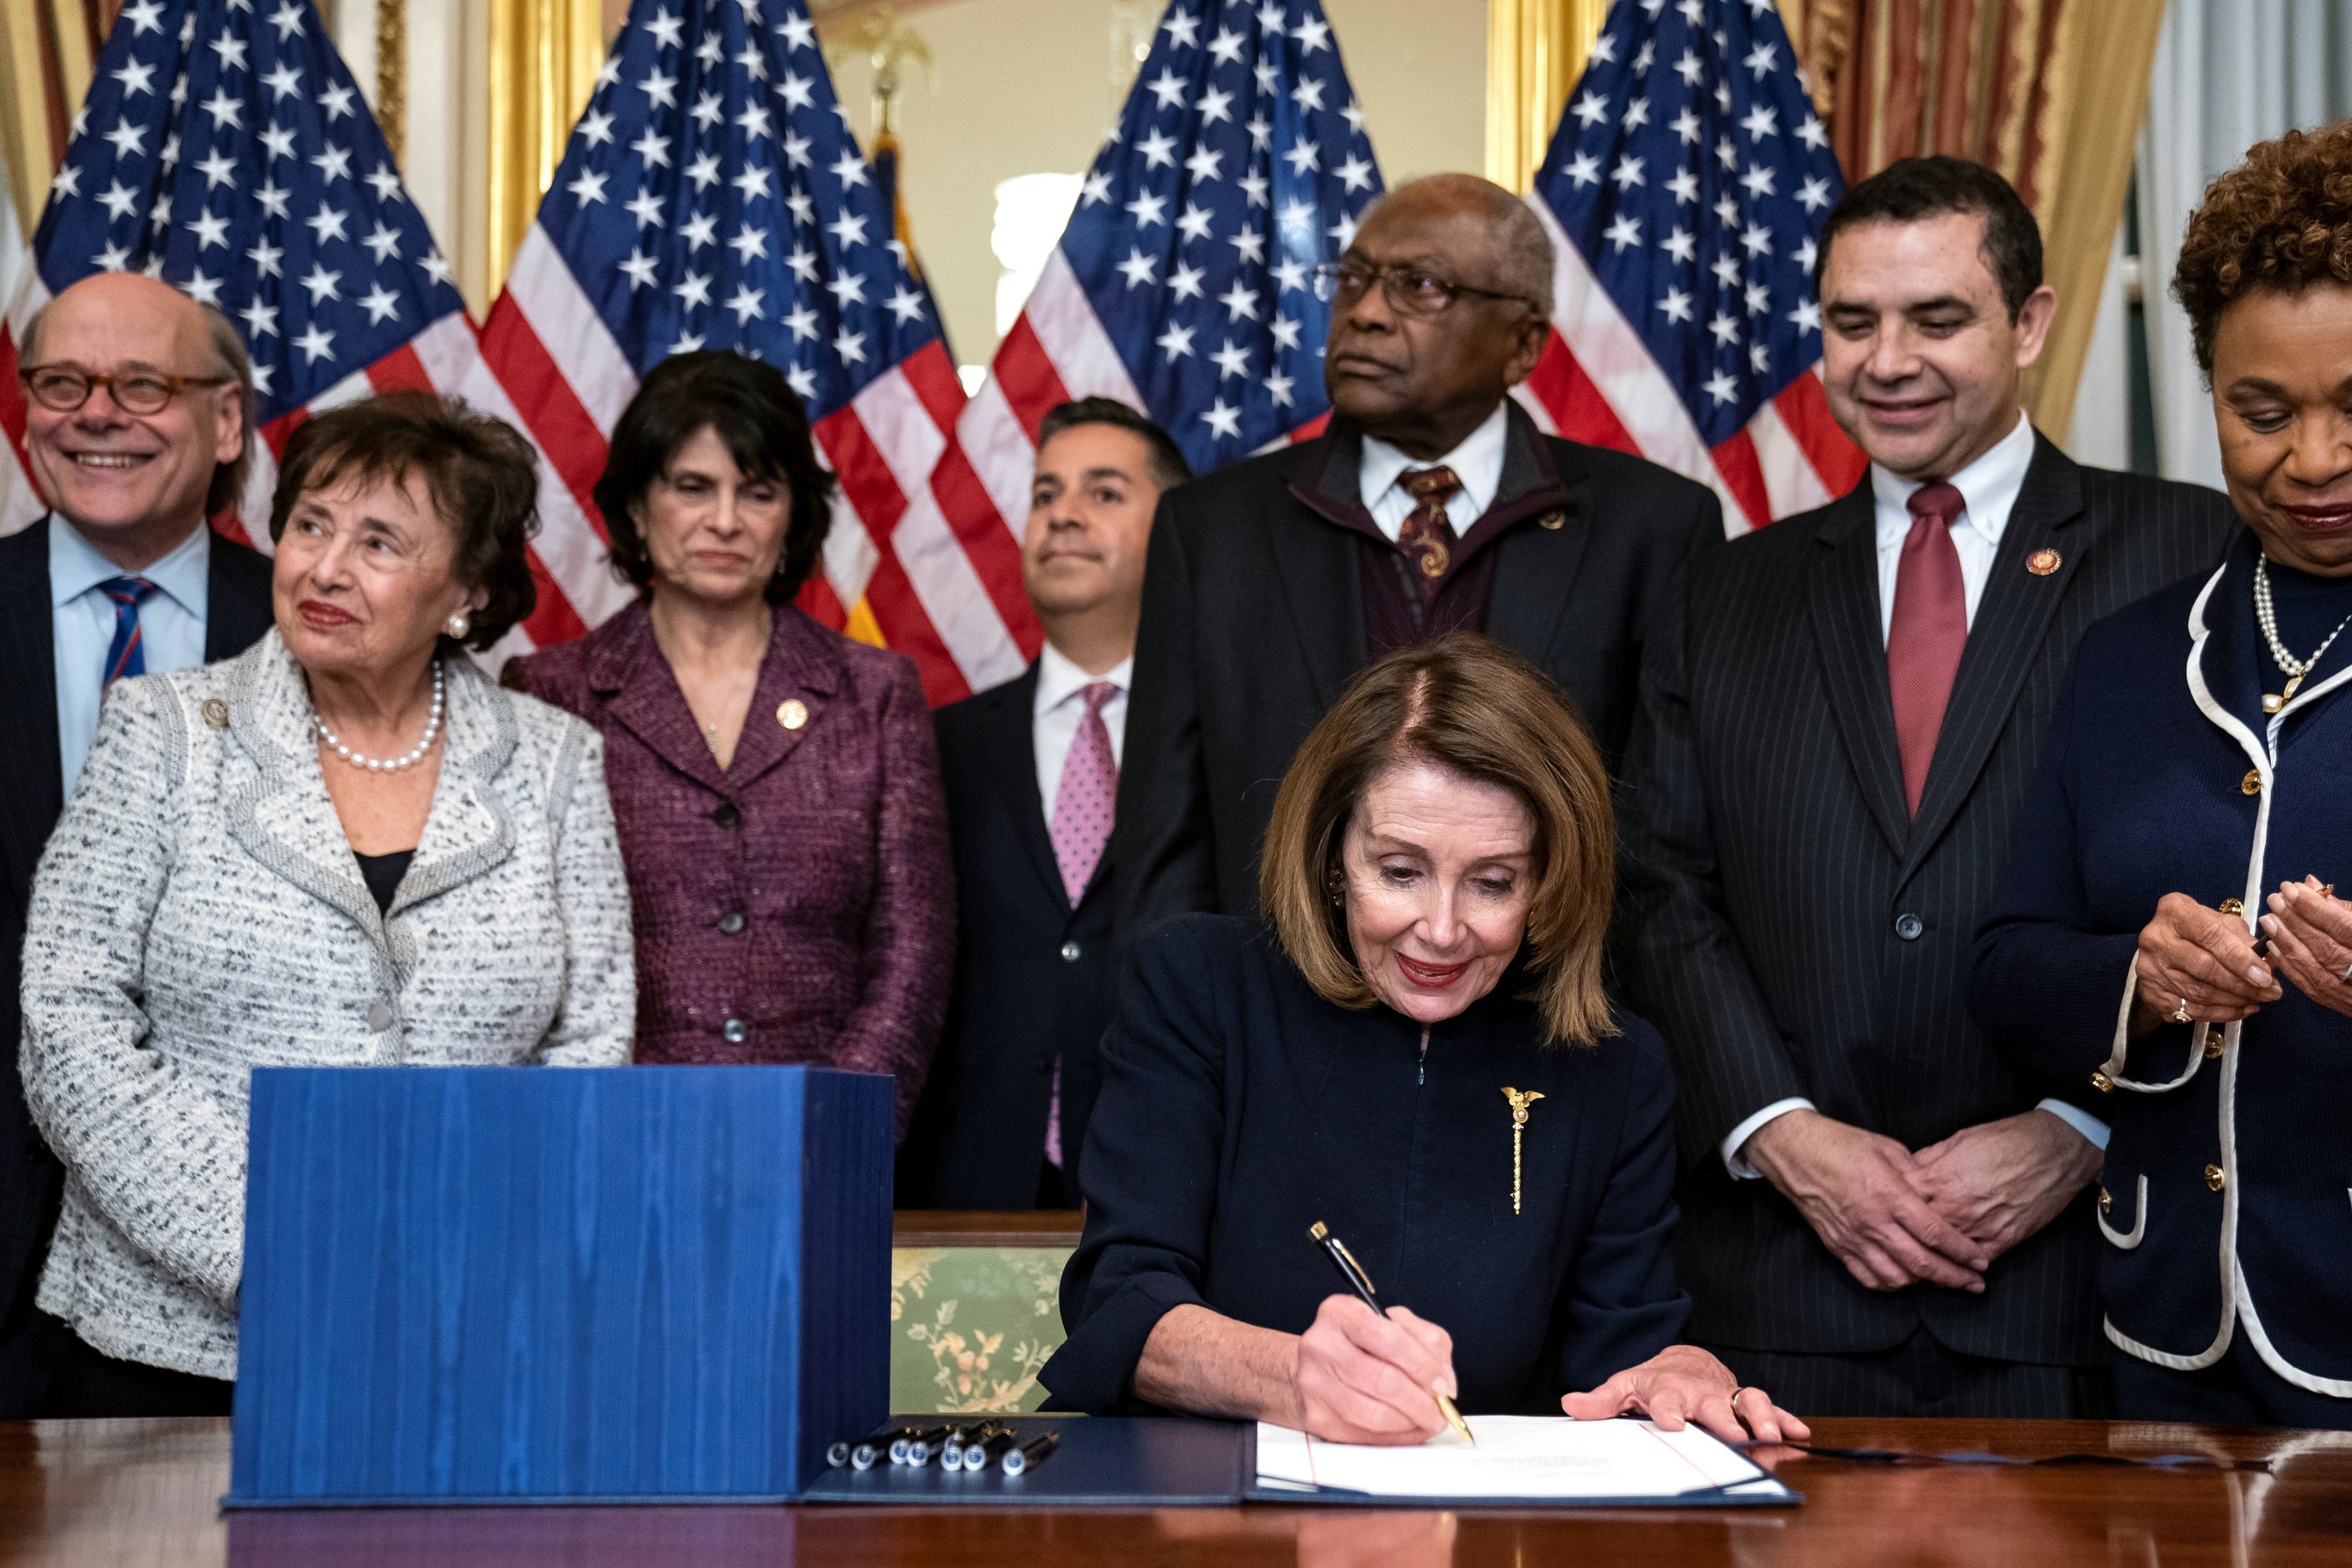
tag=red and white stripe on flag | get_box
[1513,196,1865,535]
[472,224,1037,703]
[949,250,1152,558]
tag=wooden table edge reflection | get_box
[4,1415,2349,1566]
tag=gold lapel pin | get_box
[777,698,810,731]
[1537,510,1566,530]
[2027,548,2062,576]
[1502,1088,1546,1215]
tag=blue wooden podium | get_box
[227,1066,892,1506]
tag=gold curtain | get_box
[486,0,607,300]
[0,1,101,245]
[1777,0,2169,440]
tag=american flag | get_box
[0,0,474,541]
[471,0,1006,702]
[1520,0,1863,532]
[948,0,1381,595]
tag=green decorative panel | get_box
[890,1246,1075,1415]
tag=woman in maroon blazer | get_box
[506,351,952,1137]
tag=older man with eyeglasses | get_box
[0,271,273,1417]
[1114,171,1722,950]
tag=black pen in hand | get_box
[1307,1220,1475,1446]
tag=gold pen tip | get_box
[1307,1220,1328,1241]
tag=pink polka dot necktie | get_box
[1044,682,1118,1172]
[1050,682,1119,905]
[1397,465,1463,601]
[1887,481,1969,817]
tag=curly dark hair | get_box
[268,391,539,653]
[2174,120,2352,378]
[593,350,836,605]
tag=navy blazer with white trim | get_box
[1974,532,2352,1402]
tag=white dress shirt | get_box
[51,517,212,796]
[1359,402,1510,541]
[1033,641,1132,824]
[1723,412,2108,1176]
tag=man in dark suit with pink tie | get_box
[899,400,1190,1209]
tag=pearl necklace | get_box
[313,662,445,772]
[2254,557,2352,714]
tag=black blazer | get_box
[1617,438,2236,1367]
[897,664,1119,1208]
[0,518,274,1360]
[1114,403,1720,939]
[1042,915,1688,1416]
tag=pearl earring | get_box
[444,610,471,641]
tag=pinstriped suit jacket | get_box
[1617,436,2236,1366]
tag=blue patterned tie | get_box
[99,576,159,688]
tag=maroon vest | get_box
[1286,412,1574,659]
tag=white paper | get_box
[1255,1416,1787,1501]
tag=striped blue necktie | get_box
[99,576,159,688]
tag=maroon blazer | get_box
[505,602,953,1136]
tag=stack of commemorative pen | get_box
[826,1420,1062,1476]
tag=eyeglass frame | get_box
[18,363,236,417]
[1312,259,1546,319]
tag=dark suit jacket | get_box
[1115,403,1721,937]
[1042,915,1687,1416]
[1617,437,2235,1367]
[0,516,273,1399]
[897,664,1117,1209]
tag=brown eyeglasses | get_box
[19,364,234,417]
[1313,260,1543,318]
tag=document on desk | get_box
[1252,1416,1798,1507]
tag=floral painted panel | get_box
[890,1246,1074,1415]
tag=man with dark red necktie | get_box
[1617,158,2237,1418]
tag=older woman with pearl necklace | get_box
[17,391,633,1417]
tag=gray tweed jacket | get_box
[18,631,635,1379]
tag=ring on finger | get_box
[2172,997,2192,1024]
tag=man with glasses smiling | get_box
[0,272,272,1417]
[1114,172,1722,946]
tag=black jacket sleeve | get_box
[1039,918,1228,1412]
[1111,492,1220,951]
[1970,657,2144,1088]
[1552,1023,1692,1394]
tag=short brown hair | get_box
[268,391,540,652]
[593,350,835,605]
[2174,120,2352,377]
[1259,633,1617,1046]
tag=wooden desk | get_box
[3,1417,2344,1567]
